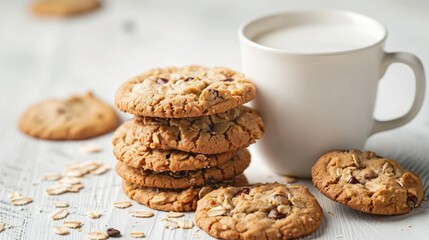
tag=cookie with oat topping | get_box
[116,149,250,189]
[312,150,424,215]
[114,106,264,154]
[115,66,256,118]
[195,183,323,240]
[19,92,119,140]
[122,174,248,212]
[113,124,238,171]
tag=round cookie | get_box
[115,66,256,118]
[122,174,248,212]
[195,183,323,240]
[19,92,119,140]
[113,120,240,171]
[113,135,237,171]
[312,150,424,215]
[115,106,264,154]
[31,0,100,17]
[116,149,250,189]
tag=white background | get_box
[0,0,428,239]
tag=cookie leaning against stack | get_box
[113,66,264,212]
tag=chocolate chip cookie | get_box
[312,150,424,215]
[116,149,250,189]
[114,106,264,154]
[19,92,119,140]
[122,174,248,212]
[31,0,100,17]
[195,183,323,240]
[115,66,256,118]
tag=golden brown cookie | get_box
[116,149,251,189]
[312,150,424,215]
[113,138,237,172]
[113,121,239,171]
[114,106,264,154]
[31,0,100,17]
[19,92,119,140]
[115,66,256,118]
[195,183,323,240]
[122,174,248,212]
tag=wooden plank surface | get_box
[1,0,429,239]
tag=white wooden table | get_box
[1,0,428,239]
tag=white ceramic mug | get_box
[239,10,425,177]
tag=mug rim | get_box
[238,9,388,56]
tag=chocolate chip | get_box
[221,78,234,82]
[348,176,360,184]
[183,77,194,82]
[157,78,169,84]
[165,153,171,159]
[234,187,250,196]
[406,195,418,208]
[106,228,121,237]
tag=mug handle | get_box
[371,52,426,134]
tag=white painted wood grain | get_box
[1,0,429,239]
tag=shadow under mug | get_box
[239,10,425,177]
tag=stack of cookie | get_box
[112,66,264,212]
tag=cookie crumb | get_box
[161,218,194,230]
[161,218,179,229]
[178,219,194,229]
[0,223,4,233]
[53,226,69,235]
